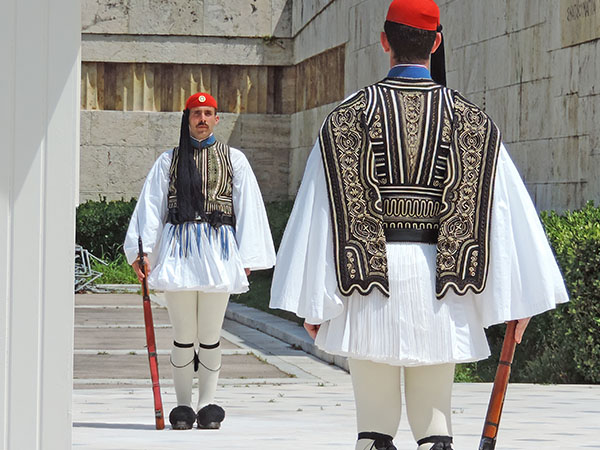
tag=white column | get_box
[0,0,80,448]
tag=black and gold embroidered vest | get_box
[319,78,501,298]
[167,141,235,227]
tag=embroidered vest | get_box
[319,78,501,298]
[167,141,236,227]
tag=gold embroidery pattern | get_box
[205,142,234,216]
[370,111,383,140]
[320,91,389,296]
[383,197,442,221]
[399,92,425,181]
[442,111,452,144]
[436,95,500,297]
[168,142,235,220]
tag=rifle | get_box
[479,320,518,450]
[138,236,165,430]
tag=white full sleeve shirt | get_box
[124,148,276,293]
[269,141,568,365]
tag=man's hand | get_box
[514,317,531,344]
[245,268,251,276]
[303,321,321,340]
[132,255,151,283]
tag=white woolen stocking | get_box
[195,346,222,408]
[166,291,198,407]
[349,358,402,450]
[404,363,455,449]
[170,345,196,407]
[195,292,229,410]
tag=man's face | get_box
[188,106,219,141]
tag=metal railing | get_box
[74,244,107,292]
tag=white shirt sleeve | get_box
[270,142,569,326]
[231,148,276,271]
[123,151,171,266]
[269,141,344,324]
[469,144,569,326]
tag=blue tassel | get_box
[196,223,203,256]
[185,223,193,257]
[177,225,183,258]
[169,222,233,260]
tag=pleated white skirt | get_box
[314,242,492,366]
[148,222,249,293]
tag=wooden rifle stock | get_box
[138,237,165,430]
[479,320,518,450]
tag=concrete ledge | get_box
[226,302,349,372]
[82,34,293,66]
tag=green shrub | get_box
[76,198,137,260]
[454,363,482,383]
[264,200,294,250]
[91,253,138,285]
[535,202,600,383]
[75,196,600,384]
[473,202,600,384]
[231,200,301,324]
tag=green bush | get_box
[75,196,600,383]
[264,200,294,250]
[535,202,600,383]
[76,198,137,260]
[91,253,138,284]
[231,200,302,324]
[472,202,600,384]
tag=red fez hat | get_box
[185,92,218,110]
[386,0,440,31]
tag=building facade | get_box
[80,0,600,212]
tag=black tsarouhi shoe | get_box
[196,404,225,429]
[169,405,196,430]
[357,432,397,450]
[417,435,453,450]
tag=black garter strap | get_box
[358,432,397,450]
[171,341,221,372]
[199,341,220,350]
[171,341,198,370]
[416,435,453,449]
[197,341,221,372]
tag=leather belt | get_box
[384,228,438,243]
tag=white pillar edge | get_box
[0,0,80,448]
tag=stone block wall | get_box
[80,0,599,211]
[82,0,292,37]
[288,0,600,211]
[287,0,390,193]
[80,1,294,204]
[80,111,290,202]
[81,0,293,66]
[438,0,600,211]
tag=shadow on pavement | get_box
[73,422,158,431]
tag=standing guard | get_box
[125,93,276,430]
[270,1,568,449]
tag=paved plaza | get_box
[73,294,600,449]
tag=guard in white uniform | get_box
[125,92,276,430]
[269,2,568,449]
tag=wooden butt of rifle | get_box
[478,436,496,450]
[155,415,165,430]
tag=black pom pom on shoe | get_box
[196,404,225,429]
[169,405,196,430]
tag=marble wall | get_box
[436,0,600,211]
[80,0,600,211]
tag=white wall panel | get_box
[0,0,80,448]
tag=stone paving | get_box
[73,294,600,449]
